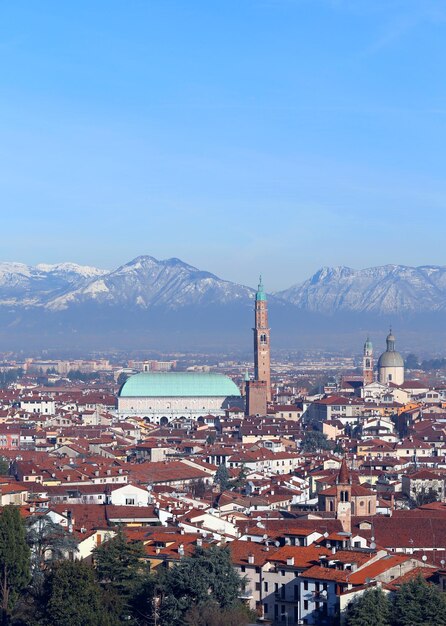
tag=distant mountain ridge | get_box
[276,264,446,313]
[3,258,445,314]
[45,256,255,311]
[1,257,446,350]
[0,262,107,306]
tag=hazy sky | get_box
[1,0,445,290]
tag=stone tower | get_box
[363,337,374,386]
[335,458,352,534]
[253,276,271,402]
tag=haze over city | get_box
[1,0,446,289]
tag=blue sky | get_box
[0,0,445,290]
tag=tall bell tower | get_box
[254,276,271,402]
[363,336,374,386]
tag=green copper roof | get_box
[256,275,267,301]
[119,372,241,398]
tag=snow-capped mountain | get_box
[276,264,446,313]
[0,262,107,306]
[46,256,255,311]
[3,258,446,315]
[2,258,446,352]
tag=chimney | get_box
[178,544,185,556]
[286,556,294,566]
[248,553,254,565]
[332,546,337,555]
[196,537,202,547]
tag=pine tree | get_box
[214,463,230,492]
[392,574,446,626]
[40,560,118,626]
[93,528,154,623]
[0,505,30,621]
[345,587,391,626]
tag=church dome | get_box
[378,329,404,368]
[377,351,404,368]
[119,372,241,398]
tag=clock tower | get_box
[253,276,271,402]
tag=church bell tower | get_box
[254,276,271,402]
[363,337,374,386]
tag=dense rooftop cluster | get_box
[1,357,446,624]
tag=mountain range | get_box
[0,256,445,352]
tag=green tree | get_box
[159,545,244,626]
[301,431,333,453]
[0,505,30,621]
[214,463,230,492]
[39,560,117,626]
[26,516,78,591]
[93,528,153,623]
[405,353,419,370]
[345,587,391,626]
[0,459,9,477]
[184,600,255,626]
[230,464,248,491]
[392,574,446,626]
[409,487,442,509]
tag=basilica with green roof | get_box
[117,371,242,424]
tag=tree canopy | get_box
[39,560,118,626]
[93,528,154,624]
[301,430,333,453]
[214,463,230,492]
[345,587,391,626]
[392,575,446,626]
[0,505,30,619]
[345,577,446,626]
[159,545,245,626]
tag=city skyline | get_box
[1,1,446,289]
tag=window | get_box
[264,582,269,592]
[264,603,269,614]
[241,566,246,573]
[304,581,309,591]
[125,498,135,505]
[304,600,308,610]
